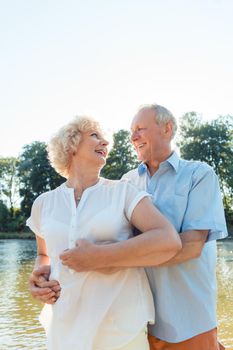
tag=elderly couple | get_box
[28,104,227,350]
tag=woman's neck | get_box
[66,168,100,193]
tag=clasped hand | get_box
[28,265,61,304]
[29,239,121,304]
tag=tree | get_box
[178,113,233,232]
[0,200,10,231]
[18,141,65,217]
[0,157,19,216]
[101,129,139,179]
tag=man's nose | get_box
[131,131,139,142]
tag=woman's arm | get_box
[34,235,50,269]
[60,197,182,271]
[29,235,60,304]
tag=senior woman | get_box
[27,116,181,350]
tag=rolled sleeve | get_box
[26,195,44,238]
[181,164,228,241]
[123,181,151,221]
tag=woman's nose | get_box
[101,138,109,146]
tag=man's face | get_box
[130,109,171,165]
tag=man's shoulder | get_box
[179,158,214,174]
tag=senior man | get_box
[29,104,227,350]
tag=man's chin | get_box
[137,153,146,162]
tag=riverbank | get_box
[0,231,34,239]
[0,231,232,240]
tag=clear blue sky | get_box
[1,0,233,157]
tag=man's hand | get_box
[29,265,61,304]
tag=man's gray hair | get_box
[137,104,177,139]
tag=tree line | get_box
[0,113,232,236]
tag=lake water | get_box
[0,239,232,349]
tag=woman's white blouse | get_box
[27,178,154,350]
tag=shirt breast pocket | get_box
[172,190,190,232]
[174,183,190,197]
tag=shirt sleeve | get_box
[181,163,228,241]
[26,194,45,238]
[123,180,151,221]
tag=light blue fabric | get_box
[137,152,227,241]
[123,152,228,342]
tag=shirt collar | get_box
[138,151,180,176]
[60,177,105,193]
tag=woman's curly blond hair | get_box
[47,116,101,178]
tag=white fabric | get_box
[100,327,149,350]
[27,178,154,350]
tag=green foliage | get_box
[5,208,26,232]
[0,157,19,215]
[18,141,65,217]
[1,120,233,236]
[179,113,233,234]
[0,200,10,231]
[101,129,139,179]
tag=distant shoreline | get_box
[0,232,35,239]
[0,231,232,240]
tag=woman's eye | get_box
[91,133,98,137]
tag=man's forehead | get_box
[131,109,156,127]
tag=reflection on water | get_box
[217,242,233,349]
[0,239,232,350]
[0,240,45,350]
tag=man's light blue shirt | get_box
[123,152,228,342]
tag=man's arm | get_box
[158,230,209,266]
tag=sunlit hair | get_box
[47,116,102,178]
[137,104,177,139]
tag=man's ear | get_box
[164,121,173,138]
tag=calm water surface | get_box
[0,239,232,350]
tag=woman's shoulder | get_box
[101,177,140,191]
[33,184,63,206]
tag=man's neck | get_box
[147,150,174,176]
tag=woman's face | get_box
[71,128,109,169]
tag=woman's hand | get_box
[29,265,61,304]
[60,239,124,274]
[60,240,99,271]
